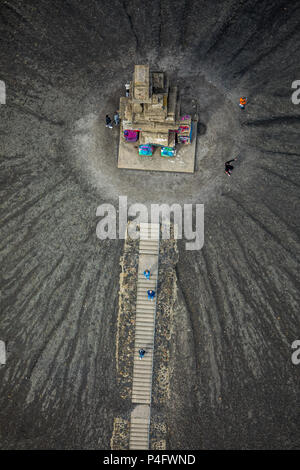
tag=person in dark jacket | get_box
[225,157,238,176]
[147,289,155,301]
[105,114,113,128]
[139,349,145,360]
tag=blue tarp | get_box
[139,144,154,156]
[161,146,175,157]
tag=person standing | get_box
[114,111,120,126]
[239,97,247,109]
[144,269,150,280]
[139,349,145,360]
[225,157,238,176]
[147,289,155,301]
[105,114,113,128]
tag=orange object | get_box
[240,97,247,106]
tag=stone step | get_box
[132,381,152,387]
[136,286,157,292]
[140,225,160,231]
[132,374,152,380]
[133,361,153,368]
[134,323,155,330]
[133,370,152,376]
[134,329,154,336]
[134,346,153,350]
[134,332,154,337]
[135,319,155,325]
[136,282,157,288]
[135,324,155,330]
[131,418,150,424]
[135,320,154,325]
[139,242,159,247]
[133,358,153,365]
[129,442,149,448]
[139,245,159,250]
[134,339,154,346]
[135,329,154,335]
[133,373,152,380]
[136,308,156,315]
[140,231,159,237]
[132,380,152,387]
[130,422,150,428]
[132,399,150,405]
[135,320,155,327]
[129,444,149,450]
[132,392,151,398]
[140,222,159,228]
[132,387,152,394]
[130,434,149,441]
[135,315,155,320]
[129,440,149,447]
[133,360,153,366]
[135,308,156,314]
[133,367,152,374]
[135,335,154,349]
[130,440,149,447]
[132,378,152,384]
[135,331,154,337]
[136,304,156,309]
[136,303,156,308]
[136,299,157,305]
[139,236,159,240]
[135,311,155,318]
[136,296,157,302]
[132,391,152,397]
[129,434,149,441]
[140,225,159,230]
[136,299,156,304]
[133,361,153,367]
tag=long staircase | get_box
[129,223,160,450]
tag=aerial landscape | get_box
[0,0,299,451]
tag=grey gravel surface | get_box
[0,0,299,449]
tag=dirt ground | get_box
[0,0,299,449]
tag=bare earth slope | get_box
[0,0,299,449]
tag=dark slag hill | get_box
[0,0,299,449]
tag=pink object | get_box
[124,130,139,142]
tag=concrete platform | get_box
[117,120,197,173]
